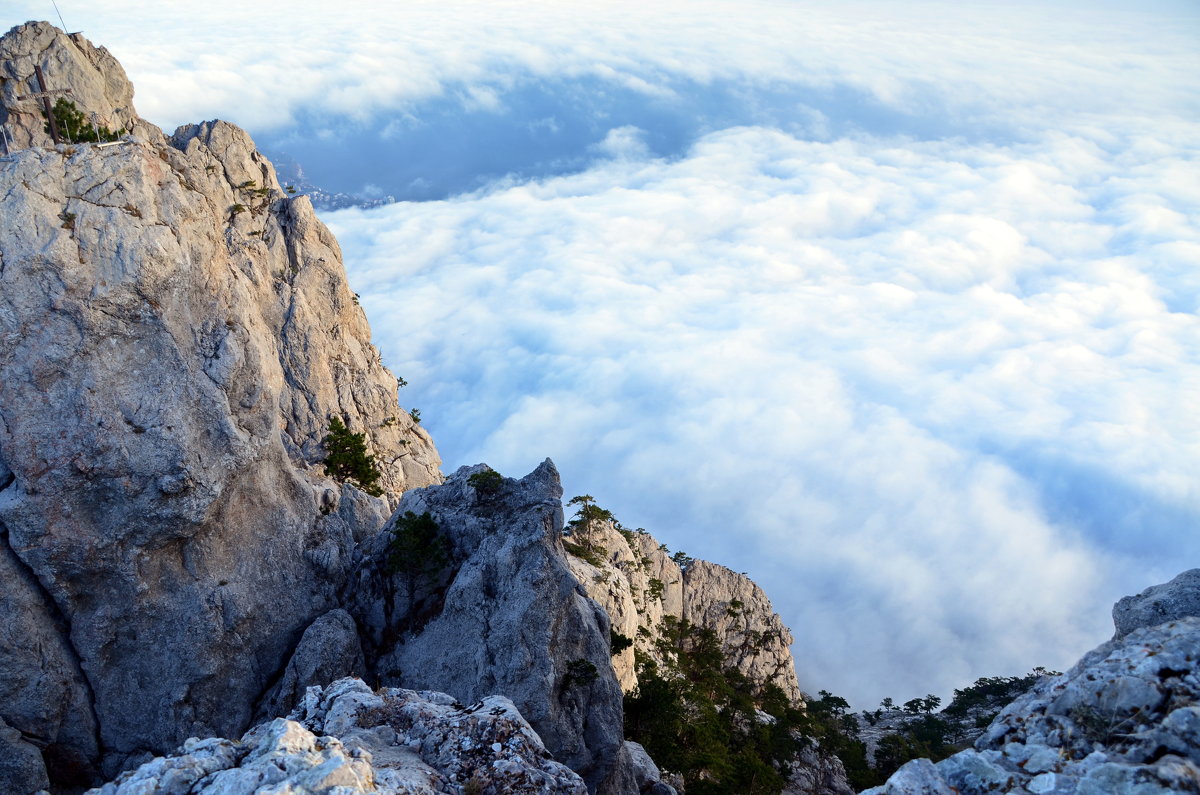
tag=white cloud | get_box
[8,0,1198,707]
[327,121,1200,704]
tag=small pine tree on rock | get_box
[322,417,383,496]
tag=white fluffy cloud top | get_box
[8,0,1197,706]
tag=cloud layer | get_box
[7,0,1198,706]
[326,122,1199,703]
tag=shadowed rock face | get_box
[0,21,440,787]
[348,462,636,795]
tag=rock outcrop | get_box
[87,677,588,794]
[562,519,802,702]
[0,21,158,150]
[1113,567,1200,639]
[863,574,1200,795]
[347,463,636,794]
[0,20,439,787]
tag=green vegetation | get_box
[647,578,665,600]
[610,630,634,655]
[44,98,121,143]
[467,468,504,497]
[386,510,450,605]
[322,417,383,496]
[624,617,823,793]
[863,667,1060,779]
[563,495,615,566]
[671,550,693,568]
[564,658,598,688]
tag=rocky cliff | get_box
[0,20,439,788]
[561,516,802,702]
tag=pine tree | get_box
[322,417,383,496]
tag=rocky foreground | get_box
[865,569,1200,795]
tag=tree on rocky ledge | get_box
[322,417,383,496]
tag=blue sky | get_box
[9,0,1198,708]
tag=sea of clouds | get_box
[9,0,1197,707]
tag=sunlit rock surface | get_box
[863,573,1200,795]
[563,519,802,702]
[0,20,439,787]
[87,677,587,794]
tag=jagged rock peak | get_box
[562,516,803,703]
[346,461,637,794]
[863,572,1200,795]
[1113,567,1200,639]
[0,20,160,149]
[0,21,440,791]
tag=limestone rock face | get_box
[88,677,587,794]
[0,21,160,150]
[347,462,634,794]
[863,575,1200,795]
[564,521,802,703]
[254,609,366,724]
[0,21,439,787]
[1113,568,1200,638]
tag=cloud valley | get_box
[6,0,1197,706]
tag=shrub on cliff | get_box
[44,98,120,143]
[322,417,383,496]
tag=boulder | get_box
[1113,568,1200,638]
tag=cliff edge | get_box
[0,20,439,788]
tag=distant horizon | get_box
[5,0,1197,709]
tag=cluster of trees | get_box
[624,617,805,793]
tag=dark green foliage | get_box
[624,618,812,794]
[610,630,634,655]
[322,417,383,496]
[386,511,450,602]
[564,658,598,688]
[563,495,615,566]
[671,550,693,568]
[942,668,1058,721]
[409,407,421,423]
[902,694,941,714]
[44,98,121,143]
[467,468,504,496]
[647,578,665,600]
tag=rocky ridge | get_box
[562,516,802,702]
[863,570,1200,795]
[88,677,588,794]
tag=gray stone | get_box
[254,608,366,722]
[1113,569,1200,638]
[0,21,439,784]
[867,582,1200,795]
[623,740,677,795]
[348,461,634,794]
[861,758,956,795]
[84,676,588,795]
[0,715,51,795]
